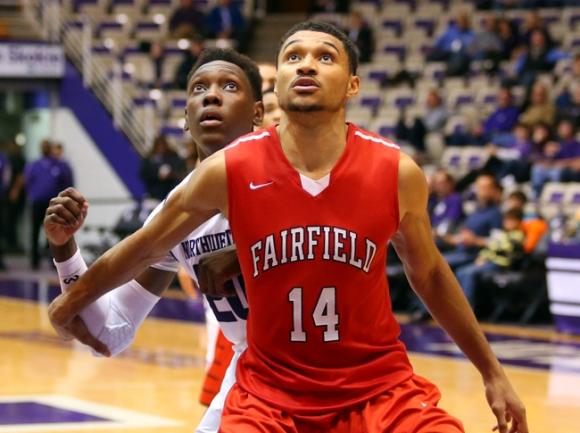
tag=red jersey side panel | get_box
[225,124,413,414]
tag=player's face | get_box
[185,60,263,157]
[276,30,359,114]
[261,91,282,128]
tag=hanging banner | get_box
[0,42,64,78]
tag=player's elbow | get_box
[96,323,136,357]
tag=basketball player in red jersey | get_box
[48,22,527,433]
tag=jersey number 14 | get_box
[288,287,339,342]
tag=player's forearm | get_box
[410,255,504,381]
[50,238,78,263]
[63,232,161,315]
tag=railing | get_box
[21,0,153,157]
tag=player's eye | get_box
[287,53,300,62]
[320,54,334,63]
[192,83,206,93]
[224,82,238,91]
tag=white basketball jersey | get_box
[145,174,248,351]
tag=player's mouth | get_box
[292,77,320,94]
[199,110,224,127]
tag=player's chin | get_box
[193,126,224,144]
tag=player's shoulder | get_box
[225,127,274,152]
[349,123,400,152]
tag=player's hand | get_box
[48,293,111,357]
[197,246,241,297]
[44,188,89,247]
[484,373,528,433]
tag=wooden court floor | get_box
[1,291,579,432]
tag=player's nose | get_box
[203,84,223,107]
[296,54,317,76]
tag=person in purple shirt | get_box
[483,88,520,139]
[168,0,206,39]
[429,169,464,241]
[0,150,10,269]
[531,119,580,198]
[427,13,475,76]
[207,0,248,52]
[25,140,74,269]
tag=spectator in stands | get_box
[208,0,249,52]
[557,81,580,125]
[504,190,548,254]
[25,139,74,269]
[556,54,580,107]
[309,0,350,13]
[140,135,186,201]
[4,139,26,253]
[345,10,374,63]
[258,63,277,92]
[175,36,204,90]
[456,123,532,192]
[519,81,556,127]
[515,30,556,88]
[0,148,9,269]
[261,87,282,128]
[169,0,206,39]
[440,174,503,269]
[395,89,449,153]
[482,87,520,139]
[520,11,553,49]
[470,16,503,73]
[497,18,519,61]
[427,13,475,76]
[455,208,525,308]
[429,169,464,241]
[531,118,580,197]
[147,41,165,89]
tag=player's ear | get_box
[184,108,190,131]
[345,75,360,100]
[253,101,264,128]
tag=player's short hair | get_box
[277,21,359,75]
[187,48,263,101]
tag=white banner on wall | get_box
[0,43,64,78]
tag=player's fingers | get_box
[58,196,85,220]
[491,405,508,433]
[48,203,78,226]
[59,187,87,205]
[197,261,211,295]
[70,316,111,357]
[510,404,528,433]
[44,213,69,227]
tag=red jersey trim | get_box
[352,125,401,232]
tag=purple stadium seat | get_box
[381,19,403,36]
[368,70,388,82]
[414,18,436,37]
[382,44,406,60]
[548,191,565,204]
[394,96,415,108]
[359,96,382,109]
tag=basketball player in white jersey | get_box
[43,48,263,433]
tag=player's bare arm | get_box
[391,153,528,433]
[48,152,228,343]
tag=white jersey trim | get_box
[226,130,270,149]
[354,130,400,149]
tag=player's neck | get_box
[277,113,348,179]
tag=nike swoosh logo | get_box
[249,181,274,190]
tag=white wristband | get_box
[54,248,88,291]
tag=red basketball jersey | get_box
[225,124,414,415]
